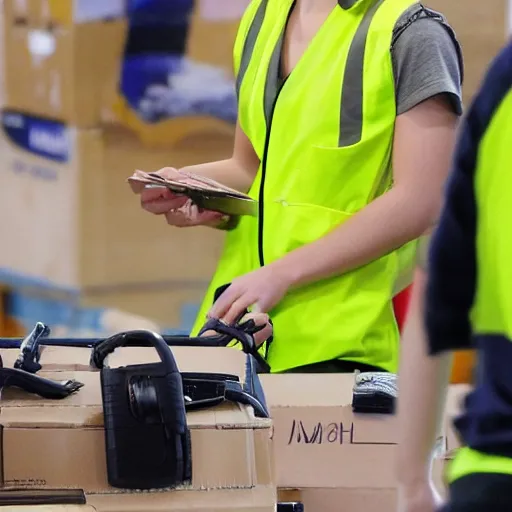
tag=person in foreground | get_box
[396,40,512,512]
[138,0,462,373]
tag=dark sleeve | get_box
[425,43,512,355]
[392,8,464,116]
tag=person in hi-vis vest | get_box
[396,41,512,511]
[139,0,463,373]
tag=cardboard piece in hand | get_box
[128,169,257,217]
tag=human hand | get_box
[133,167,228,227]
[199,311,273,347]
[397,481,443,512]
[208,263,294,324]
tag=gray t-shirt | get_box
[392,5,463,116]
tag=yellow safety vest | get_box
[192,0,418,373]
[447,87,512,482]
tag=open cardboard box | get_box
[0,347,274,494]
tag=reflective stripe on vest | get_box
[192,0,418,373]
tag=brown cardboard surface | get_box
[0,371,273,492]
[261,374,398,489]
[0,349,17,369]
[85,486,276,511]
[0,346,249,381]
[0,487,276,511]
[279,488,397,512]
[0,508,93,512]
[3,19,126,127]
[262,375,467,489]
[0,125,104,289]
[276,453,451,511]
[0,347,92,372]
[0,123,227,303]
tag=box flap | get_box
[0,349,18,368]
[39,346,93,371]
[85,486,276,512]
[108,346,248,382]
[1,372,102,407]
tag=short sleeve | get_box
[391,7,464,116]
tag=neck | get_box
[296,0,337,14]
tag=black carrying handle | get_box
[0,367,83,399]
[14,322,51,374]
[198,317,270,373]
[91,330,177,371]
[180,373,269,418]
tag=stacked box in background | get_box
[0,0,245,335]
[2,0,126,127]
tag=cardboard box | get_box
[261,375,472,490]
[0,114,227,292]
[4,0,125,26]
[3,13,126,127]
[0,369,273,493]
[260,374,399,489]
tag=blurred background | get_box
[0,0,508,339]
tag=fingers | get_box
[253,322,273,346]
[142,197,188,215]
[199,312,272,346]
[209,285,241,321]
[218,295,255,325]
[164,203,226,227]
[241,312,272,346]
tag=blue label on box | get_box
[1,110,72,164]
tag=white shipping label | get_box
[27,29,56,62]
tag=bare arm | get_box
[180,121,260,193]
[396,267,453,495]
[274,96,458,287]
